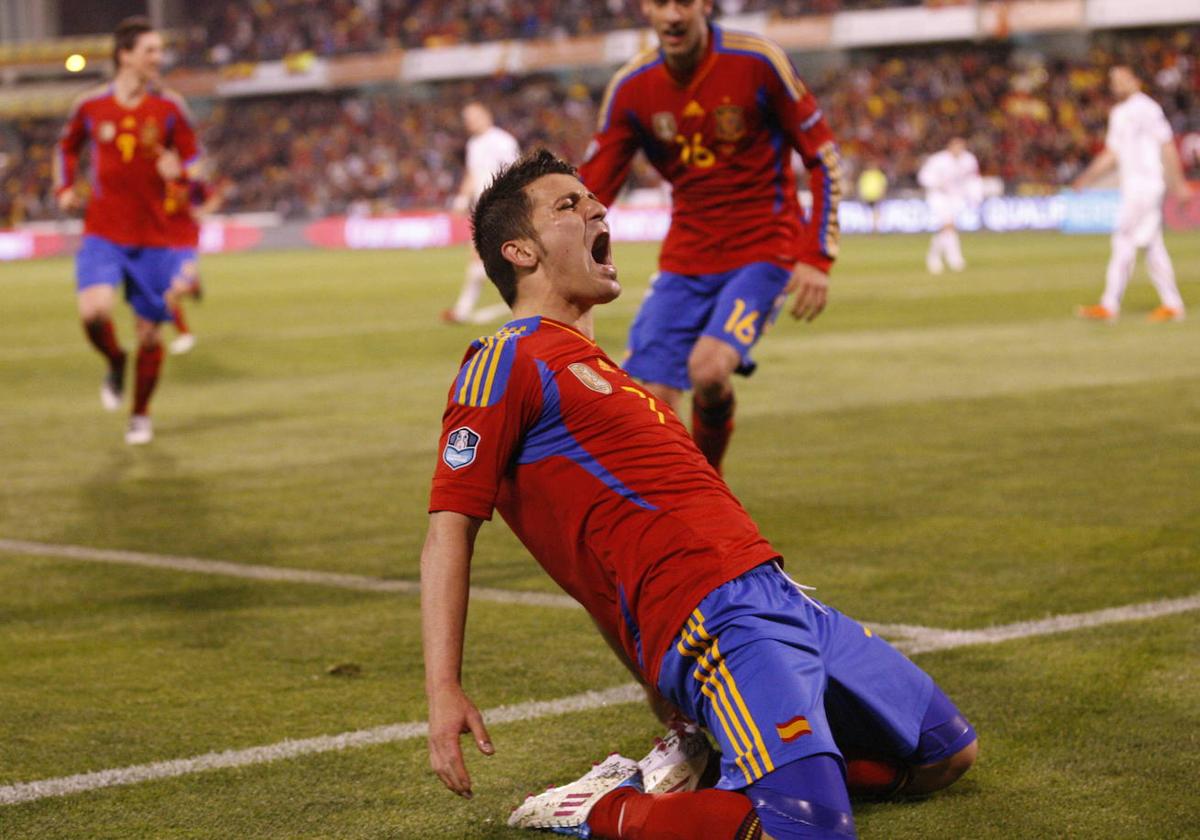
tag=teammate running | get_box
[917,137,982,274]
[56,16,202,443]
[166,175,225,355]
[1074,65,1189,322]
[422,150,977,840]
[443,101,520,325]
[579,0,843,473]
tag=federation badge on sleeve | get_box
[443,426,480,470]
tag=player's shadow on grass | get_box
[55,448,278,567]
[160,407,290,435]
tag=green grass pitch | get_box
[0,231,1197,838]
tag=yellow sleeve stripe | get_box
[721,32,806,101]
[478,335,509,407]
[597,48,660,132]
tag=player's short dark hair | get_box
[113,16,155,66]
[471,148,578,307]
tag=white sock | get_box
[1145,232,1184,311]
[452,260,488,321]
[1101,235,1137,313]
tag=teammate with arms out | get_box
[56,16,202,443]
[1074,65,1189,323]
[422,151,977,840]
[443,101,521,325]
[579,0,843,473]
[917,137,981,275]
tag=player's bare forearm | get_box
[421,511,493,797]
[788,262,829,322]
[589,616,686,727]
[1162,141,1191,199]
[1072,149,1116,190]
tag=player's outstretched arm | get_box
[1072,148,1116,190]
[421,510,493,798]
[1162,141,1192,200]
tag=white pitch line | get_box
[901,592,1200,654]
[1,591,1195,807]
[0,538,578,611]
[0,684,642,807]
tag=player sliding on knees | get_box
[421,150,978,840]
[579,0,843,475]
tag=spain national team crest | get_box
[714,104,746,142]
[443,426,480,470]
[652,111,677,142]
[140,118,160,148]
[568,362,612,395]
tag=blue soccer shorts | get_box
[656,563,974,791]
[76,234,178,323]
[624,262,791,391]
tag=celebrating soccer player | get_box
[421,150,977,840]
[55,16,202,444]
[578,0,843,474]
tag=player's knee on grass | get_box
[902,684,978,795]
[746,754,857,839]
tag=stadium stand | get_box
[0,23,1196,227]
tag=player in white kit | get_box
[1074,65,1189,323]
[442,101,521,325]
[918,138,982,274]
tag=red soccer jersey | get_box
[55,84,200,248]
[163,180,207,249]
[579,25,842,275]
[429,316,780,683]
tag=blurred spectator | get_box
[177,0,926,63]
[3,25,1196,226]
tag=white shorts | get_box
[1114,191,1164,249]
[927,192,965,229]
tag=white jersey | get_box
[466,126,520,202]
[917,149,981,202]
[1105,91,1173,197]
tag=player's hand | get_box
[787,263,829,322]
[155,147,183,181]
[427,683,494,798]
[1171,181,1193,202]
[56,189,81,212]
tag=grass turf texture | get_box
[1,231,1198,838]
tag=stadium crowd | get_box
[177,0,927,63]
[1,26,1196,226]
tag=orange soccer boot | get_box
[1075,304,1117,322]
[1147,306,1185,323]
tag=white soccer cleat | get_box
[169,333,196,355]
[100,378,122,411]
[508,753,641,836]
[638,723,713,795]
[125,415,153,445]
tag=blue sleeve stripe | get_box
[454,334,519,408]
[719,31,806,101]
[597,49,661,132]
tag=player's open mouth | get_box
[590,230,613,267]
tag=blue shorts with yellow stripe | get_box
[656,563,938,791]
[625,262,790,392]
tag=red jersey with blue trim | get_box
[428,316,780,682]
[55,84,200,248]
[580,25,842,274]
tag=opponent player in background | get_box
[55,16,202,444]
[442,101,520,325]
[1074,65,1189,323]
[422,151,977,840]
[579,0,843,474]
[917,137,982,275]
